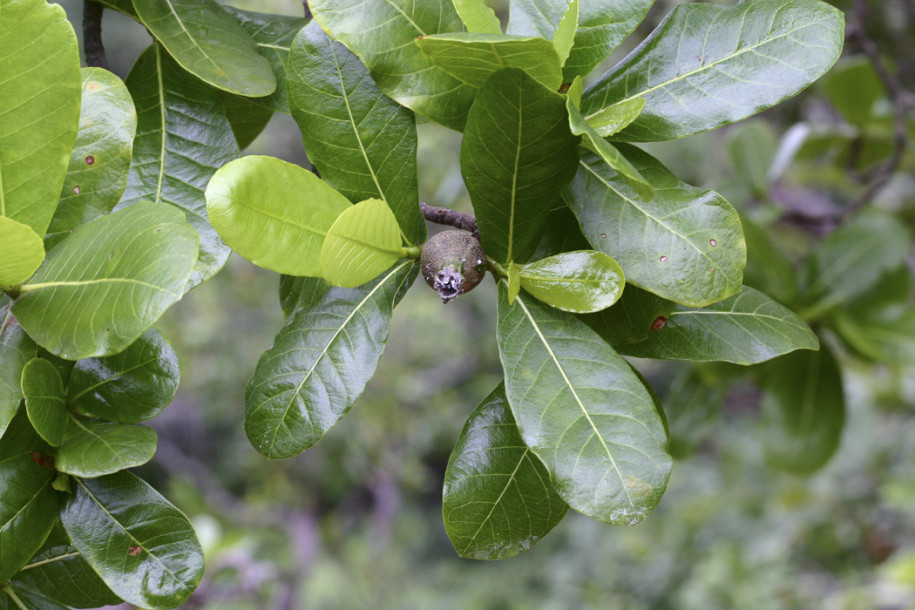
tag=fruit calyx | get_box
[420,230,487,303]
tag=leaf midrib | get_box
[514,293,633,508]
[266,261,410,449]
[586,13,833,116]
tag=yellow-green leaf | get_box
[320,199,405,288]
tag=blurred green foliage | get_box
[53,0,912,606]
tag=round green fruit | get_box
[420,230,487,303]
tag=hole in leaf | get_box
[709,239,718,247]
[72,185,80,194]
[659,256,668,263]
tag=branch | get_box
[303,0,312,20]
[419,202,478,237]
[844,0,910,216]
[82,0,109,70]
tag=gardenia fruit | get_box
[420,230,487,303]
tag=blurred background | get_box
[56,0,915,607]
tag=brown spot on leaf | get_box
[85,155,95,165]
[73,185,80,194]
[128,546,142,556]
[659,255,668,263]
[31,452,56,471]
[709,239,718,247]
[651,316,668,330]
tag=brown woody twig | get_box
[82,0,109,70]
[420,202,479,237]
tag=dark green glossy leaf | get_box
[223,7,307,114]
[454,0,501,34]
[443,383,568,560]
[0,454,59,582]
[0,217,44,291]
[310,0,475,130]
[56,419,157,477]
[520,250,624,313]
[46,68,137,249]
[246,262,417,458]
[617,286,818,365]
[530,205,591,260]
[578,283,674,347]
[13,202,198,360]
[0,408,52,460]
[132,0,276,97]
[205,155,351,276]
[21,359,67,447]
[320,199,406,288]
[461,68,580,264]
[497,285,671,524]
[565,145,746,307]
[566,95,652,200]
[122,44,238,288]
[1,307,35,440]
[60,472,204,609]
[416,33,563,90]
[217,91,273,150]
[10,525,122,609]
[507,0,653,80]
[0,0,81,235]
[581,0,844,141]
[95,0,136,17]
[761,344,844,475]
[67,328,179,423]
[797,211,911,320]
[287,21,425,244]
[0,586,66,610]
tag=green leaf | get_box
[0,453,59,583]
[661,367,724,460]
[617,286,819,365]
[217,91,273,150]
[496,286,671,524]
[1,307,35,440]
[416,33,563,90]
[122,44,239,289]
[581,0,845,141]
[67,329,180,423]
[223,7,307,114]
[309,0,476,130]
[507,0,653,80]
[0,408,53,460]
[0,587,66,610]
[820,58,886,125]
[727,121,777,198]
[506,263,521,304]
[132,0,276,97]
[760,344,844,475]
[454,0,501,34]
[587,97,645,138]
[443,383,568,560]
[246,262,417,459]
[12,202,199,360]
[205,155,351,276]
[0,0,81,235]
[551,0,578,67]
[287,22,425,244]
[741,217,798,306]
[797,211,911,320]
[519,250,624,313]
[530,205,591,260]
[566,98,652,200]
[95,0,137,17]
[0,217,44,291]
[833,308,915,367]
[564,145,746,307]
[320,199,406,288]
[21,359,67,447]
[578,283,675,347]
[461,68,580,264]
[9,524,123,609]
[60,471,204,609]
[46,69,137,249]
[56,418,157,477]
